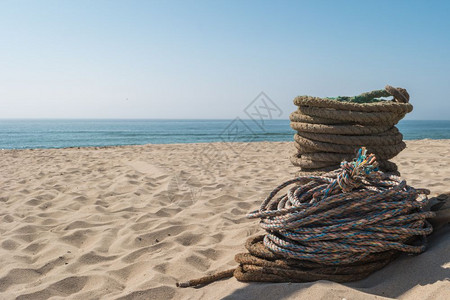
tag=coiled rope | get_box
[176,148,435,287]
[290,85,412,173]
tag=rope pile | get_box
[176,148,435,287]
[290,85,413,173]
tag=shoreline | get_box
[2,138,450,151]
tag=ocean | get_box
[0,119,449,149]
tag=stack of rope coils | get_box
[177,148,434,287]
[290,85,412,173]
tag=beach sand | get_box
[1,140,449,299]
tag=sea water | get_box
[0,119,449,149]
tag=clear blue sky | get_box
[1,0,449,120]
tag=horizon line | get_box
[0,118,449,121]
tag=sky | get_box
[1,0,449,120]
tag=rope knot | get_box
[319,147,380,198]
[336,165,359,193]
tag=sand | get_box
[1,140,449,300]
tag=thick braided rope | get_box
[296,106,406,126]
[290,154,398,172]
[293,140,403,161]
[294,86,411,110]
[290,111,348,125]
[294,134,406,159]
[290,122,392,135]
[233,235,397,283]
[290,86,411,173]
[177,234,398,287]
[296,127,403,146]
[293,95,412,113]
[176,148,435,287]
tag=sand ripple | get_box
[1,141,449,299]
